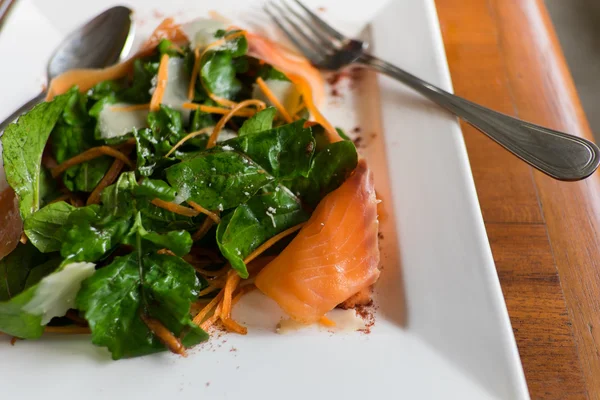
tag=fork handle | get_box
[358,53,600,181]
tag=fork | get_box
[265,0,600,181]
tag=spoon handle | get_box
[0,91,46,134]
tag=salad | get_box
[0,17,380,359]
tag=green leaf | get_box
[64,156,112,192]
[24,201,76,253]
[127,213,192,257]
[76,253,207,359]
[238,107,277,136]
[119,59,158,104]
[60,205,133,262]
[224,119,315,179]
[258,64,290,82]
[100,171,138,217]
[2,92,70,219]
[287,140,358,207]
[165,149,274,211]
[0,243,60,301]
[216,185,308,278]
[147,105,184,145]
[133,178,177,201]
[0,259,95,339]
[201,51,242,100]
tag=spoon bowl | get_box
[0,6,135,133]
[48,5,134,80]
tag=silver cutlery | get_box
[266,0,600,181]
[0,5,135,133]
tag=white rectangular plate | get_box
[0,0,529,399]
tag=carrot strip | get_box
[198,285,221,297]
[19,232,27,244]
[192,218,215,241]
[151,198,199,217]
[164,127,213,157]
[51,146,133,177]
[141,314,186,356]
[150,54,170,112]
[243,223,305,265]
[255,77,293,123]
[232,284,256,306]
[182,102,257,117]
[200,302,223,331]
[157,248,176,256]
[187,46,202,100]
[193,291,224,325]
[220,270,241,320]
[110,103,150,112]
[187,201,221,223]
[86,159,125,205]
[206,99,266,149]
[288,73,341,142]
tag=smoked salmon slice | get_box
[255,159,380,323]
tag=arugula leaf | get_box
[76,253,207,359]
[133,179,177,201]
[2,92,70,219]
[258,64,290,81]
[224,119,315,179]
[0,243,60,301]
[24,201,75,253]
[165,149,274,211]
[287,140,358,207]
[201,51,242,100]
[60,205,133,262]
[119,59,158,104]
[99,171,137,217]
[238,107,277,136]
[147,105,184,145]
[0,260,94,339]
[127,213,192,257]
[217,185,308,278]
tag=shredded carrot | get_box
[157,248,176,256]
[10,337,18,345]
[165,127,213,157]
[319,316,337,327]
[288,73,341,142]
[193,291,224,325]
[244,223,305,265]
[141,314,186,356]
[220,271,241,319]
[51,146,134,177]
[192,218,215,241]
[255,77,293,123]
[222,317,247,335]
[167,42,185,55]
[187,201,221,223]
[182,102,256,117]
[19,232,27,244]
[187,46,202,100]
[86,159,125,205]
[200,302,223,331]
[206,99,266,149]
[195,31,248,107]
[150,53,170,112]
[232,284,256,307]
[110,103,150,112]
[198,285,221,297]
[151,198,199,217]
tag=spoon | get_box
[0,6,135,133]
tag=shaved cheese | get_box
[252,79,302,118]
[98,103,148,139]
[181,18,227,50]
[23,262,96,324]
[161,57,192,119]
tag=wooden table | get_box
[435,1,599,399]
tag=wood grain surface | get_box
[435,0,600,398]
